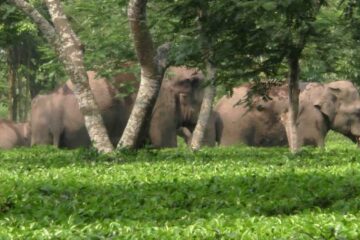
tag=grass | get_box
[0,132,359,239]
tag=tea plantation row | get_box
[0,133,359,239]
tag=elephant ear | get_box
[314,87,339,121]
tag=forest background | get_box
[2,0,360,121]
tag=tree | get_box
[0,2,39,121]
[117,0,169,149]
[190,2,216,150]
[279,0,325,153]
[8,0,113,152]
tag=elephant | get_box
[215,80,360,147]
[215,83,289,146]
[149,66,216,147]
[0,120,30,149]
[310,81,360,145]
[31,71,136,148]
[31,67,215,149]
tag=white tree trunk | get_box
[117,0,169,149]
[190,62,216,150]
[10,0,113,152]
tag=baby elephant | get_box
[0,120,30,149]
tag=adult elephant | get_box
[215,80,360,147]
[0,120,30,149]
[31,67,215,148]
[31,71,136,148]
[215,83,289,146]
[149,66,216,147]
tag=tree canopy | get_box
[1,0,360,116]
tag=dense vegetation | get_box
[2,0,360,237]
[2,0,360,120]
[1,133,360,239]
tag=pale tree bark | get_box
[190,62,216,150]
[190,6,217,151]
[117,0,169,149]
[9,0,113,152]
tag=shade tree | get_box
[8,0,114,152]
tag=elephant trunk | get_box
[179,93,197,124]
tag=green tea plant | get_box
[0,132,359,239]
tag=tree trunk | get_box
[6,47,18,121]
[7,38,37,122]
[10,0,113,152]
[190,62,216,150]
[117,0,169,149]
[23,37,41,99]
[286,55,300,153]
[45,0,113,152]
[17,72,22,121]
[22,38,37,119]
[190,6,217,151]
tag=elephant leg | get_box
[149,111,178,148]
[52,131,62,147]
[31,122,53,146]
[149,90,178,148]
[149,124,177,148]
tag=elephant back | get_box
[325,80,359,102]
[88,71,117,109]
[300,82,324,103]
[0,120,29,148]
[64,71,120,110]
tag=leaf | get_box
[262,1,277,11]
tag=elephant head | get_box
[314,81,360,143]
[149,66,208,147]
[165,66,205,128]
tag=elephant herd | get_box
[216,81,360,147]
[1,66,360,150]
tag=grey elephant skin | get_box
[149,66,216,147]
[31,71,135,148]
[215,80,360,147]
[31,67,215,148]
[215,83,289,146]
[0,120,30,149]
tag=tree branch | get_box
[118,0,168,148]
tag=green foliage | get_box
[63,0,136,78]
[0,102,7,118]
[0,133,360,238]
[0,3,35,46]
[3,0,360,98]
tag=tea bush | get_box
[0,132,359,239]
